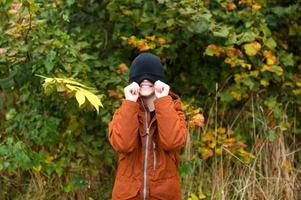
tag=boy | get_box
[108,52,187,200]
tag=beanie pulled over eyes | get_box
[129,52,166,85]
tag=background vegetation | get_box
[0,0,300,199]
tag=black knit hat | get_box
[129,52,166,84]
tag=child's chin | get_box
[140,91,154,97]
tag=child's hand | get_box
[124,82,140,102]
[154,80,170,99]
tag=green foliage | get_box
[0,0,300,199]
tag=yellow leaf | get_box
[252,3,262,11]
[215,148,222,156]
[65,84,103,113]
[243,41,261,56]
[261,65,283,76]
[55,78,93,89]
[208,141,216,149]
[128,35,137,45]
[283,160,292,173]
[240,62,252,70]
[201,148,213,160]
[296,82,301,87]
[45,78,55,83]
[224,57,236,67]
[189,113,205,128]
[234,74,243,83]
[78,88,103,113]
[202,131,215,142]
[146,35,156,41]
[190,193,199,200]
[263,50,277,65]
[292,89,301,96]
[45,155,54,164]
[217,127,226,134]
[75,90,86,107]
[260,79,269,87]
[198,190,206,199]
[33,165,42,172]
[204,44,224,56]
[65,84,76,91]
[230,91,242,101]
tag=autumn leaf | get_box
[217,127,226,134]
[225,57,236,67]
[198,190,206,199]
[243,41,261,56]
[283,160,292,173]
[231,90,242,101]
[9,3,22,14]
[261,65,283,76]
[75,90,86,107]
[202,131,215,142]
[146,35,156,41]
[260,79,269,87]
[158,38,167,45]
[33,165,42,172]
[189,113,205,128]
[263,50,277,65]
[117,63,128,74]
[227,3,237,10]
[252,3,262,11]
[38,75,103,114]
[204,44,224,56]
[225,47,243,57]
[200,148,213,160]
[127,36,137,45]
[296,82,301,87]
[215,148,222,156]
[227,129,234,137]
[137,40,154,51]
[78,87,103,113]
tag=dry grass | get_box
[182,92,301,200]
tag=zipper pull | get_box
[146,127,150,135]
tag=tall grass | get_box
[182,92,301,200]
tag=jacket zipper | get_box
[153,141,157,170]
[141,99,155,200]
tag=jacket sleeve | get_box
[108,99,140,153]
[154,95,188,151]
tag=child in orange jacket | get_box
[109,52,188,200]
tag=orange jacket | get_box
[108,91,188,200]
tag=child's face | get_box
[139,79,155,97]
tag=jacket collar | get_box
[137,90,179,112]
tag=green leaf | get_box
[44,51,56,73]
[213,25,230,38]
[261,65,283,76]
[264,38,277,49]
[280,52,294,67]
[166,19,175,27]
[268,130,277,141]
[191,21,209,34]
